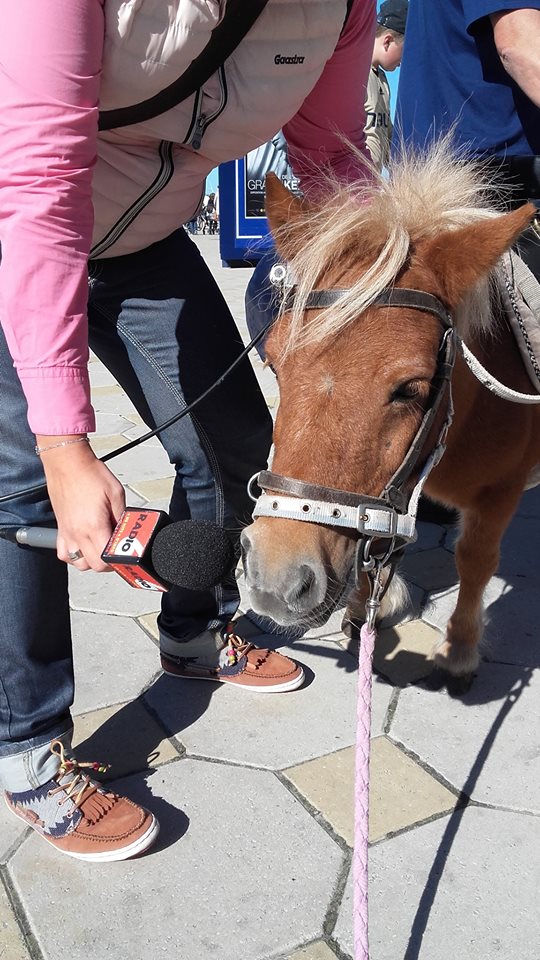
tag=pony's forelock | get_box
[275,137,509,355]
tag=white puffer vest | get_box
[92,0,350,257]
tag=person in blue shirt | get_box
[394,2,540,276]
[394,1,540,525]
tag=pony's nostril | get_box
[289,566,316,604]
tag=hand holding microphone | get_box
[35,438,127,573]
[25,438,235,591]
[14,508,235,592]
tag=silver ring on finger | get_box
[68,549,83,563]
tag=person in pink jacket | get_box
[0,0,374,861]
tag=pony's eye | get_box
[390,380,422,403]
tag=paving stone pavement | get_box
[2,235,539,960]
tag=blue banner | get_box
[219,133,300,267]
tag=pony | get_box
[240,144,540,690]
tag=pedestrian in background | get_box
[364,0,408,171]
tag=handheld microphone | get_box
[100,508,171,590]
[12,509,235,592]
[15,527,58,549]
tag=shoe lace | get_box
[48,740,114,821]
[222,626,268,669]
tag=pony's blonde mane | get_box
[277,139,508,354]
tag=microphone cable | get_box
[0,321,273,505]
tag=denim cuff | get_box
[159,626,224,659]
[0,726,73,792]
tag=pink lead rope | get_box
[353,621,376,959]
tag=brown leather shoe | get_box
[5,740,159,862]
[161,624,305,693]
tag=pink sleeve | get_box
[0,0,105,435]
[283,0,376,195]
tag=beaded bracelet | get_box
[35,436,90,456]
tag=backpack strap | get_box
[99,0,270,132]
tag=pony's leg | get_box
[434,486,523,683]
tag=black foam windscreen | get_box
[150,519,235,591]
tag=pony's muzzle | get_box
[240,525,328,624]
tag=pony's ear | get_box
[423,203,536,305]
[265,173,308,256]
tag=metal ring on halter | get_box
[248,472,266,502]
[269,263,289,286]
[68,549,83,563]
[247,472,259,502]
[356,537,376,573]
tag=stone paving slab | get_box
[8,761,343,960]
[0,880,30,960]
[69,566,162,616]
[126,476,174,502]
[287,943,337,960]
[94,411,138,436]
[421,571,507,635]
[144,638,394,769]
[334,806,540,959]
[483,581,540,666]
[88,356,118,388]
[401,547,458,594]
[302,606,347,639]
[106,443,174,486]
[498,510,540,583]
[390,661,540,810]
[72,701,180,779]
[372,620,437,686]
[284,738,455,847]
[89,383,132,415]
[0,805,26,865]
[300,584,426,642]
[483,487,540,664]
[406,520,446,553]
[71,611,160,715]
[340,619,438,688]
[89,432,133,455]
[119,423,164,443]
[284,747,356,846]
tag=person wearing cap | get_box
[364,0,408,171]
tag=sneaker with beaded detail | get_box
[161,622,305,693]
[4,740,159,862]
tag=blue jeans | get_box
[0,228,272,788]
